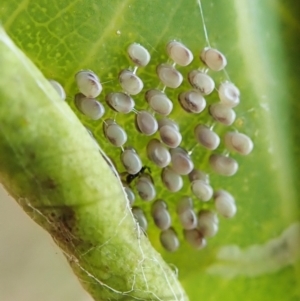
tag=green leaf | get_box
[1,0,300,301]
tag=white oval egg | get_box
[151,200,172,230]
[188,70,215,95]
[198,210,219,238]
[178,91,206,114]
[75,70,102,98]
[159,125,182,148]
[121,149,142,175]
[103,121,127,147]
[214,189,237,218]
[119,69,144,95]
[147,139,171,168]
[188,169,209,184]
[166,41,193,66]
[158,118,180,131]
[160,228,180,252]
[136,176,156,201]
[127,43,151,67]
[75,93,105,120]
[209,154,238,176]
[161,167,183,192]
[170,148,194,175]
[145,89,173,116]
[218,82,240,107]
[200,47,227,71]
[209,103,236,126]
[184,229,207,250]
[156,64,183,88]
[106,92,135,114]
[136,110,158,136]
[194,124,220,150]
[224,132,254,155]
[191,180,213,201]
[178,209,198,230]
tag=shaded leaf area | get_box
[1,0,300,300]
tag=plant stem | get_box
[0,27,188,301]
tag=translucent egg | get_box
[103,119,127,147]
[48,79,66,100]
[178,209,198,230]
[170,148,194,175]
[119,69,143,95]
[151,200,172,230]
[75,93,105,120]
[136,175,156,201]
[132,207,148,232]
[160,228,180,252]
[75,70,102,98]
[145,89,173,116]
[209,154,239,176]
[177,196,194,214]
[159,125,182,148]
[214,189,237,218]
[224,132,254,155]
[106,92,135,114]
[188,169,209,184]
[191,179,213,201]
[161,167,183,192]
[218,82,240,107]
[200,47,227,71]
[127,43,151,67]
[188,70,215,95]
[156,64,183,88]
[194,124,220,150]
[147,139,171,168]
[178,91,206,114]
[209,103,236,126]
[166,41,193,66]
[121,149,143,175]
[124,186,135,206]
[135,110,158,136]
[198,210,219,237]
[158,117,180,131]
[184,229,207,250]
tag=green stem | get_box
[0,27,188,301]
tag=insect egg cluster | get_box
[49,40,254,253]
